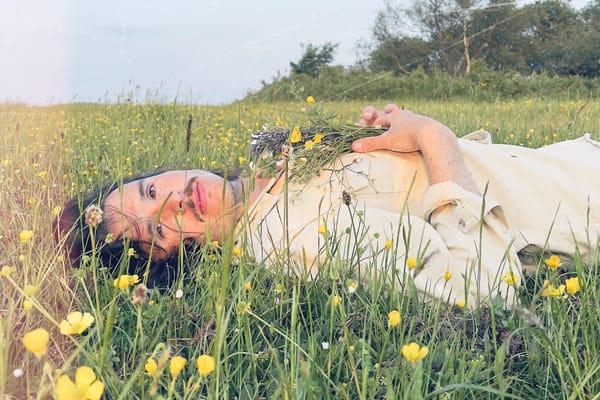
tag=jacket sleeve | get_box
[418,181,521,306]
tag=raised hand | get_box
[353,105,447,154]
[352,105,479,193]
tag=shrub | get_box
[248,63,600,102]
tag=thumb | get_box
[352,131,392,153]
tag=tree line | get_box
[366,0,600,78]
[249,0,600,101]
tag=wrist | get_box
[413,120,456,152]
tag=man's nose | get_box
[166,191,185,212]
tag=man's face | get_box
[103,170,241,259]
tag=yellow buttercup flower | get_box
[244,281,252,291]
[385,239,392,250]
[544,255,562,270]
[233,246,242,257]
[502,271,519,286]
[113,274,139,290]
[59,311,95,336]
[401,342,429,363]
[306,95,315,104]
[456,299,466,309]
[19,230,34,244]
[274,283,285,294]
[289,126,302,143]
[24,285,39,296]
[443,271,452,282]
[22,328,49,359]
[387,310,401,328]
[318,224,327,236]
[540,280,565,297]
[169,356,187,380]
[565,277,581,296]
[144,358,158,375]
[0,265,15,277]
[332,295,341,306]
[304,140,314,150]
[237,301,251,315]
[196,354,216,377]
[313,134,323,144]
[23,300,33,311]
[406,257,417,270]
[55,366,104,400]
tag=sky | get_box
[0,0,592,105]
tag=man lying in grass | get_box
[53,104,600,307]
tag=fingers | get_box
[352,130,392,153]
[359,104,401,126]
[384,103,400,113]
[357,106,378,126]
[353,104,405,152]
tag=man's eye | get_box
[148,185,156,199]
[156,223,163,236]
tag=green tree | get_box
[519,1,580,75]
[571,0,600,76]
[403,0,462,74]
[290,42,339,78]
[368,36,433,74]
[366,4,435,73]
[467,0,529,72]
[367,0,600,77]
[367,0,485,76]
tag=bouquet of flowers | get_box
[250,117,385,183]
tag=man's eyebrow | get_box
[145,220,153,242]
[138,178,145,199]
[141,222,162,258]
[146,219,160,241]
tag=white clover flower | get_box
[84,204,103,228]
[281,143,292,159]
[347,280,358,294]
[175,289,183,299]
[132,284,149,305]
[321,342,330,350]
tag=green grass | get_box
[1,98,600,399]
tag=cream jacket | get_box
[239,133,600,306]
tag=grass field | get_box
[1,98,600,399]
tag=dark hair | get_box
[53,168,244,286]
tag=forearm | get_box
[417,123,480,194]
